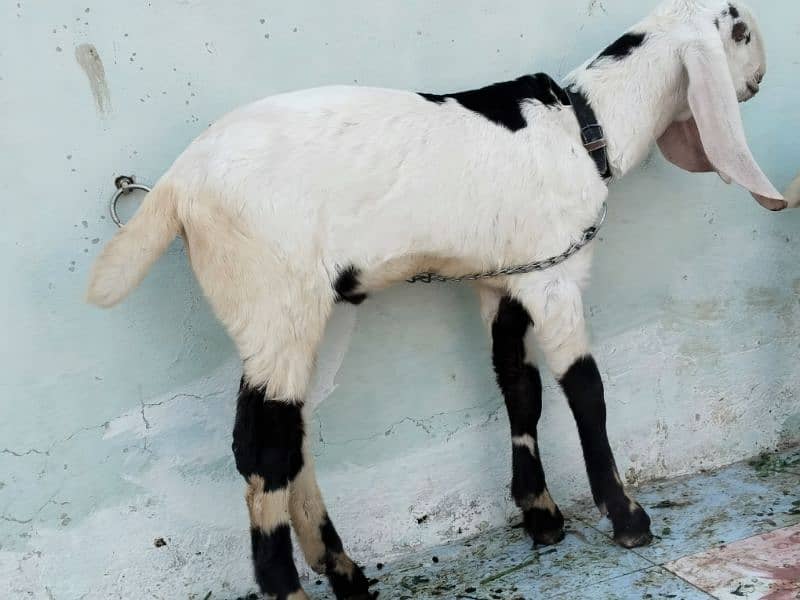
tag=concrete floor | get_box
[301,448,800,600]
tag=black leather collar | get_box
[563,86,612,182]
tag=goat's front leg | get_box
[480,288,564,545]
[517,280,652,548]
[560,355,652,547]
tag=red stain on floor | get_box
[665,524,800,599]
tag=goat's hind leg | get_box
[233,378,309,600]
[290,443,375,599]
[229,315,372,599]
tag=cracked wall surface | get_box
[1,1,799,598]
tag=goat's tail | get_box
[86,182,181,307]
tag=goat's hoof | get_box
[523,506,565,546]
[534,527,566,546]
[612,504,653,548]
[329,562,376,600]
[614,529,653,548]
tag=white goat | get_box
[87,1,788,598]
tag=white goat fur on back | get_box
[87,0,784,400]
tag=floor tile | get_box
[553,566,713,600]
[302,449,799,599]
[665,524,800,600]
[350,518,650,600]
[574,448,800,565]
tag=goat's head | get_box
[655,1,786,211]
[716,2,766,103]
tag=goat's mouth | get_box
[740,83,760,102]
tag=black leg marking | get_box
[232,379,304,489]
[319,516,375,599]
[333,265,367,305]
[419,73,570,132]
[492,297,564,545]
[590,32,647,66]
[250,525,303,599]
[559,356,652,548]
[233,379,306,597]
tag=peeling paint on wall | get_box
[587,0,608,16]
[74,43,111,114]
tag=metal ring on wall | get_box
[110,176,151,227]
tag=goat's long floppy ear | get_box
[657,37,786,211]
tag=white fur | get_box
[246,476,291,534]
[512,434,538,457]
[88,0,776,445]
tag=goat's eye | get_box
[732,22,749,43]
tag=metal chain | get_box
[406,202,607,283]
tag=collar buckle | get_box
[580,124,607,153]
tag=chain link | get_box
[406,202,607,284]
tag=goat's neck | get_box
[566,39,689,179]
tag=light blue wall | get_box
[1,1,798,598]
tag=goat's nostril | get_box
[756,72,764,84]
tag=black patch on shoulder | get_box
[250,525,302,597]
[728,3,740,19]
[334,265,367,305]
[232,380,304,491]
[418,73,569,132]
[592,32,646,64]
